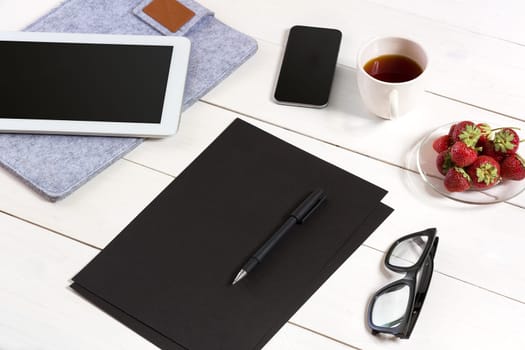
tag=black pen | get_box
[232,189,327,285]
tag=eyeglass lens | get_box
[371,284,410,329]
[387,235,428,268]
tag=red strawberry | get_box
[450,141,478,167]
[448,123,457,138]
[466,155,501,189]
[436,150,453,175]
[500,154,525,180]
[444,167,471,192]
[479,139,504,163]
[476,122,492,146]
[451,121,481,147]
[451,121,473,141]
[432,135,451,153]
[493,128,520,155]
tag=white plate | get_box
[416,122,525,204]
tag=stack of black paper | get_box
[72,119,393,350]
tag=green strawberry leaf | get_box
[494,130,515,152]
[459,124,481,148]
[455,166,471,181]
[478,123,492,136]
[476,163,499,185]
[443,152,453,171]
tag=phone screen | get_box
[274,26,342,108]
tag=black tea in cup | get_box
[364,54,423,83]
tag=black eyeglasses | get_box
[367,228,438,339]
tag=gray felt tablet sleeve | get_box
[0,0,257,201]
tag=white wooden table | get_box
[1,1,524,349]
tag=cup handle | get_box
[389,89,399,119]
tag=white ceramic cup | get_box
[356,37,429,119]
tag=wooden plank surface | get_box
[0,95,521,347]
[199,37,525,209]
[0,210,360,350]
[200,0,525,120]
[292,245,525,350]
[0,0,61,30]
[0,0,524,349]
[129,103,525,302]
[0,212,159,349]
[366,0,525,45]
[2,168,522,350]
[0,158,173,249]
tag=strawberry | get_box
[444,167,471,192]
[450,141,478,167]
[476,122,492,146]
[436,150,453,175]
[451,121,481,147]
[432,135,451,153]
[451,121,473,141]
[500,154,525,180]
[466,155,501,189]
[493,128,520,155]
[479,139,504,163]
[448,123,457,139]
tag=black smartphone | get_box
[274,25,342,108]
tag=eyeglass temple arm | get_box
[405,238,438,338]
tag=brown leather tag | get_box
[143,0,196,33]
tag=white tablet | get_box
[0,31,190,137]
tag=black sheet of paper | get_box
[72,119,392,350]
[72,202,392,350]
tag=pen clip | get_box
[293,189,327,224]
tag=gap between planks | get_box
[3,190,522,306]
[362,0,525,49]
[288,321,362,350]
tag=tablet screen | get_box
[0,41,173,124]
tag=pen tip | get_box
[232,269,247,285]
